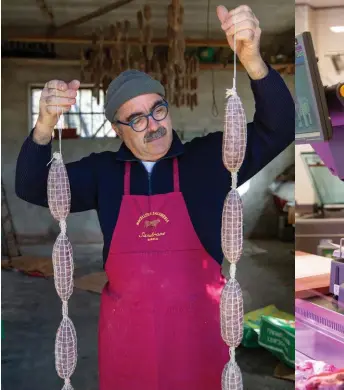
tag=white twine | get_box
[230,346,236,363]
[47,152,63,167]
[59,220,67,235]
[62,301,68,318]
[230,263,236,279]
[231,172,238,189]
[62,378,73,390]
[225,15,238,99]
[56,88,64,156]
[46,88,65,166]
[225,88,237,98]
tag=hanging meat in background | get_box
[79,0,199,110]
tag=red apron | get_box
[98,158,228,390]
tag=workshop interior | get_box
[295,1,344,387]
[1,0,344,389]
[1,0,296,389]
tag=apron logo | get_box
[136,212,169,241]
[144,219,160,228]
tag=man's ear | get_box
[112,123,122,138]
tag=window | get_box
[30,86,116,138]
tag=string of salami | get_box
[47,99,77,390]
[220,15,247,390]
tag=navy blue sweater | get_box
[15,66,294,266]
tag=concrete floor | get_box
[2,240,295,390]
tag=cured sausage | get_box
[222,91,247,175]
[220,278,244,347]
[221,189,243,263]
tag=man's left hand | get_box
[217,4,268,79]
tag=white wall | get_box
[295,5,344,205]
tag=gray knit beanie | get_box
[104,70,165,122]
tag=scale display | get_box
[295,32,333,143]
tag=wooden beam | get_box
[6,30,293,49]
[53,0,134,32]
[6,35,231,48]
[2,57,295,74]
[36,0,55,25]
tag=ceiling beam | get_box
[36,0,55,26]
[3,35,244,48]
[5,34,294,53]
[5,35,230,47]
[4,28,293,48]
[2,57,295,74]
[53,0,134,32]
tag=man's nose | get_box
[147,115,159,131]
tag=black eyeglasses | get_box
[115,101,169,132]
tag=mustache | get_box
[144,127,167,143]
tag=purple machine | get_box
[296,32,344,303]
[311,84,344,179]
[295,32,344,179]
[295,32,344,366]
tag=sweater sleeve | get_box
[15,130,98,212]
[185,64,295,191]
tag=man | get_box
[15,4,294,390]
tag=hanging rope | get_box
[207,0,219,117]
